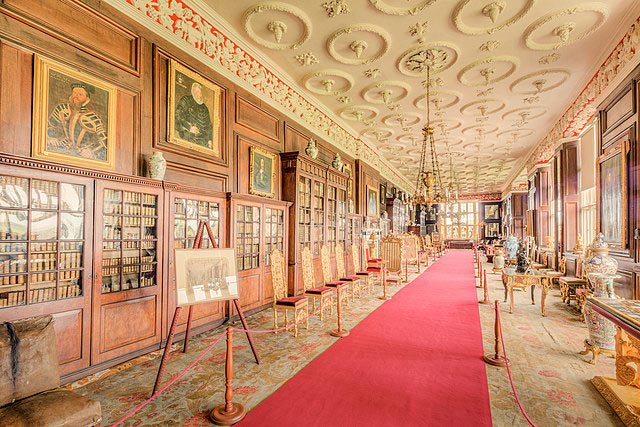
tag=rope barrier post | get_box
[484,300,509,367]
[477,260,483,289]
[378,267,390,301]
[479,269,490,305]
[210,327,246,425]
[330,286,349,338]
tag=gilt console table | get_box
[502,271,551,316]
[586,298,639,426]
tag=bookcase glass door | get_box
[327,186,337,252]
[235,204,261,272]
[313,181,325,256]
[173,198,220,249]
[265,207,285,266]
[337,189,347,248]
[101,189,158,293]
[298,176,311,254]
[0,175,87,308]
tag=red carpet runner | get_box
[239,250,492,426]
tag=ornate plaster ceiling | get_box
[205,0,640,194]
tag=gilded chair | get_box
[380,235,405,287]
[401,234,420,279]
[431,232,444,256]
[416,234,430,268]
[559,257,588,306]
[351,244,377,294]
[320,246,350,305]
[539,256,566,286]
[335,243,363,300]
[270,248,308,337]
[301,247,334,319]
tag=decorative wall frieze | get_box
[109,0,414,191]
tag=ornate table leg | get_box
[580,338,615,365]
[541,278,549,317]
[509,285,514,314]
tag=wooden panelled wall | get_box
[0,0,367,381]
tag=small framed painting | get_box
[174,248,239,306]
[32,56,117,170]
[249,146,276,198]
[484,204,499,220]
[167,59,223,159]
[366,186,379,217]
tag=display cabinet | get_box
[281,152,349,295]
[346,213,363,275]
[386,197,409,235]
[93,180,164,365]
[227,193,290,312]
[165,185,226,338]
[0,165,93,376]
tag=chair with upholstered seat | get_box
[271,248,308,336]
[335,243,363,300]
[380,235,405,287]
[320,246,351,305]
[559,257,588,306]
[401,234,420,278]
[350,244,377,294]
[301,247,334,319]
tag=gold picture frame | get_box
[32,55,117,171]
[249,146,276,198]
[167,59,222,159]
[366,185,379,217]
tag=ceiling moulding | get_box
[457,192,502,202]
[517,15,640,180]
[105,0,414,192]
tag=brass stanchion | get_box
[378,267,390,301]
[484,300,509,367]
[330,286,350,337]
[479,269,490,305]
[477,259,483,288]
[210,327,246,425]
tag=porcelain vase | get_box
[583,233,618,351]
[504,236,518,260]
[493,249,505,272]
[148,151,166,180]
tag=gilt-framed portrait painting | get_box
[249,146,276,198]
[366,186,379,217]
[167,59,222,159]
[174,248,239,306]
[484,204,500,220]
[32,56,117,171]
[599,144,627,249]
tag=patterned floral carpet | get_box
[479,262,623,427]
[68,255,625,426]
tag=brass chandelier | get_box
[411,61,445,206]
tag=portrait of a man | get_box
[249,146,275,198]
[367,186,378,217]
[168,60,222,158]
[32,56,116,170]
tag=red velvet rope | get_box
[494,306,537,427]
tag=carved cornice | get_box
[108,0,413,192]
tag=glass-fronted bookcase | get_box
[280,152,349,295]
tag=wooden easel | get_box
[152,220,260,395]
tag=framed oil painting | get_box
[32,56,117,170]
[366,186,379,217]
[484,204,499,220]
[249,146,276,198]
[167,59,222,159]
[599,147,626,249]
[174,248,239,306]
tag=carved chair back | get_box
[351,244,361,272]
[401,234,419,262]
[335,243,346,278]
[424,234,432,247]
[320,245,334,284]
[380,235,404,273]
[270,248,287,301]
[432,232,441,243]
[558,256,566,274]
[576,257,585,279]
[541,251,548,266]
[301,247,315,291]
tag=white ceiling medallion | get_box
[502,107,547,121]
[339,105,380,122]
[369,0,438,16]
[458,55,519,86]
[302,69,355,95]
[510,69,571,95]
[361,127,394,141]
[397,42,460,77]
[414,89,462,110]
[382,113,422,128]
[432,119,463,132]
[523,4,609,51]
[396,133,423,145]
[327,24,391,65]
[539,53,560,64]
[361,80,411,104]
[460,99,506,116]
[497,129,535,140]
[452,0,535,35]
[461,124,499,135]
[242,2,312,50]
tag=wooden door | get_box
[262,205,287,303]
[92,181,164,365]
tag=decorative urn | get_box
[147,151,166,180]
[493,248,505,272]
[332,152,343,171]
[515,243,529,273]
[305,138,319,159]
[582,233,619,355]
[504,235,518,260]
[573,234,584,255]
